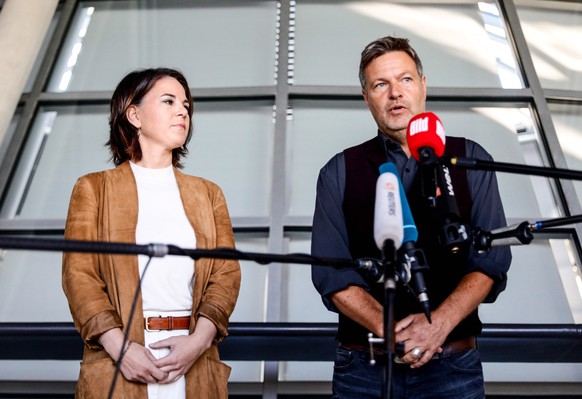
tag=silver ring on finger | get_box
[411,347,423,359]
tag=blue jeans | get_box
[332,345,485,399]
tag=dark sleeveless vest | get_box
[340,135,481,346]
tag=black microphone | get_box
[380,163,432,323]
[473,213,582,252]
[473,221,534,252]
[355,258,384,283]
[433,163,470,254]
[407,112,470,255]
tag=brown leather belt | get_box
[437,336,476,358]
[144,316,190,331]
[341,336,477,360]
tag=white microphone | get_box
[374,166,404,251]
[380,162,432,322]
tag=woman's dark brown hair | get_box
[107,68,194,168]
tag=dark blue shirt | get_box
[311,132,512,313]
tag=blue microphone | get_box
[379,163,432,323]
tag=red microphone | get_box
[406,112,470,255]
[406,112,446,162]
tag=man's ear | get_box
[126,105,141,128]
[362,88,369,106]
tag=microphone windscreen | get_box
[379,162,418,244]
[406,112,446,161]
[374,166,404,250]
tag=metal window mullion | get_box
[262,1,293,399]
[501,0,582,227]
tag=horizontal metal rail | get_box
[1,322,581,363]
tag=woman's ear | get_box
[126,105,141,129]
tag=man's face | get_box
[362,51,427,147]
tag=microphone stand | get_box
[380,239,397,399]
[0,236,356,268]
[0,235,364,399]
[473,214,582,252]
[532,214,582,230]
[447,156,582,181]
[0,235,408,398]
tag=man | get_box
[311,36,511,398]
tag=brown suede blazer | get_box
[62,162,241,399]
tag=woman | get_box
[62,68,241,399]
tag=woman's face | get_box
[130,76,191,157]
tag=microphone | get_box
[407,112,446,160]
[472,213,582,252]
[473,222,533,252]
[380,162,431,323]
[406,112,470,255]
[373,163,404,252]
[407,112,445,204]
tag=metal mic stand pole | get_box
[448,156,582,181]
[381,238,397,399]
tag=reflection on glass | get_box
[54,6,94,92]
[293,0,522,88]
[516,0,582,91]
[47,0,277,91]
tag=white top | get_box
[130,162,196,312]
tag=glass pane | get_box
[0,244,70,321]
[293,1,522,88]
[225,235,268,383]
[288,100,562,222]
[47,0,277,92]
[287,100,377,217]
[548,102,582,203]
[1,101,274,220]
[0,360,80,383]
[185,101,274,218]
[480,239,577,324]
[281,233,336,323]
[230,235,268,323]
[516,0,582,91]
[0,104,111,220]
[279,233,335,383]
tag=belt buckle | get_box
[145,315,162,332]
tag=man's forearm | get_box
[432,271,494,334]
[330,285,384,337]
